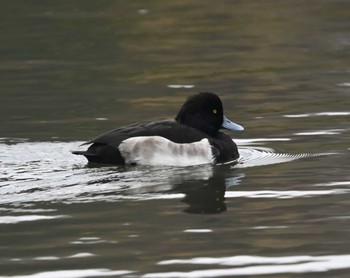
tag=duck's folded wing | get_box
[85,120,208,146]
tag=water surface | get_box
[1,1,350,277]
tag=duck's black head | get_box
[175,92,244,137]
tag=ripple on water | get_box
[284,111,350,118]
[0,214,70,224]
[0,269,134,278]
[143,254,350,277]
[294,129,346,136]
[236,145,333,169]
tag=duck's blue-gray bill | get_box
[222,115,244,131]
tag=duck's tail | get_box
[72,144,125,165]
[72,150,98,162]
[72,150,94,156]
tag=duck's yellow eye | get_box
[213,109,217,114]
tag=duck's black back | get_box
[91,121,209,145]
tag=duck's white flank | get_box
[118,136,214,166]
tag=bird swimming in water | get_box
[72,92,244,166]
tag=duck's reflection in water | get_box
[169,165,244,214]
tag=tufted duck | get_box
[72,92,244,166]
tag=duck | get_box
[72,92,244,166]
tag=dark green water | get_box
[1,1,350,277]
